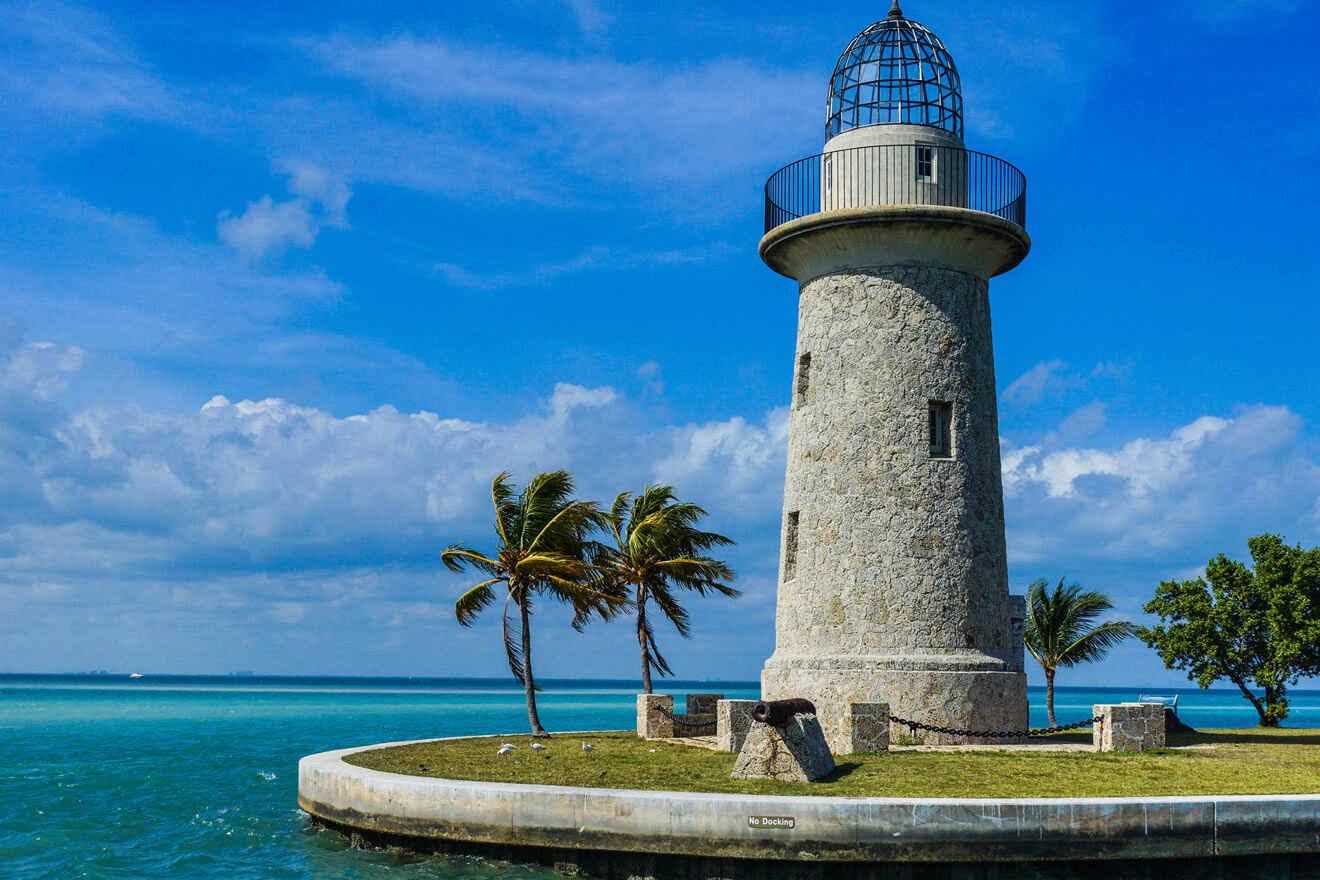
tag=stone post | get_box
[1093,703,1166,752]
[637,694,674,739]
[716,699,758,753]
[686,694,724,715]
[846,702,890,753]
[731,713,836,782]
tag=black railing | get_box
[764,144,1026,234]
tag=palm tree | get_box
[594,485,738,693]
[443,471,620,737]
[1024,578,1137,726]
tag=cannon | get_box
[752,698,817,726]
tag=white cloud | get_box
[218,165,352,260]
[1003,405,1320,564]
[434,243,735,291]
[637,361,663,395]
[562,0,612,34]
[0,0,180,124]
[298,35,817,201]
[1002,359,1073,406]
[1048,400,1107,445]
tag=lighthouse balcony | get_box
[764,143,1026,235]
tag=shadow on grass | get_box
[1170,729,1320,747]
[822,762,864,782]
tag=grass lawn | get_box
[343,729,1320,798]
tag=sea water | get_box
[4,675,1319,879]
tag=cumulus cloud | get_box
[218,164,351,259]
[1003,405,1320,564]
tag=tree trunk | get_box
[1231,675,1271,727]
[1262,684,1284,727]
[521,600,549,737]
[1045,668,1057,727]
[637,587,652,694]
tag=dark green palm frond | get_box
[528,499,607,555]
[517,470,577,550]
[1025,577,1133,669]
[440,544,501,575]
[643,619,674,678]
[490,471,517,548]
[608,491,632,548]
[1059,620,1138,667]
[502,596,527,685]
[454,579,501,626]
[649,582,692,637]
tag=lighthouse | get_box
[758,2,1030,748]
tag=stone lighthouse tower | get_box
[759,2,1030,748]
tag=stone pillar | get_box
[686,694,723,715]
[731,713,836,782]
[636,694,674,740]
[716,699,758,753]
[1093,703,1166,752]
[846,702,890,754]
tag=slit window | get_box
[795,353,811,406]
[929,401,953,458]
[916,145,935,181]
[783,511,800,581]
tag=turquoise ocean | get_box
[5,675,1320,879]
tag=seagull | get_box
[500,742,517,749]
[497,744,515,756]
[531,742,548,753]
[648,748,656,753]
[581,742,594,754]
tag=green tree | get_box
[1141,534,1320,727]
[1024,578,1136,726]
[594,485,738,693]
[443,471,620,737]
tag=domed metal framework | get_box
[825,1,963,141]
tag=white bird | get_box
[500,742,517,750]
[581,742,594,753]
[648,748,656,753]
[497,744,515,756]
[531,742,548,752]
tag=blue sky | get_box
[2,0,1319,687]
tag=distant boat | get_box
[129,673,144,679]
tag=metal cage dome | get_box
[826,1,963,141]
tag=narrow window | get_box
[795,353,811,406]
[782,511,800,581]
[915,145,935,181]
[929,401,953,458]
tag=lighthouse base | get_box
[761,654,1028,749]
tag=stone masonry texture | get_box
[730,713,836,782]
[716,699,758,753]
[762,265,1027,748]
[847,702,890,753]
[1094,702,1166,752]
[686,694,723,715]
[636,694,674,739]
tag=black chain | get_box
[889,714,1102,740]
[654,704,717,734]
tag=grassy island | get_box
[344,729,1320,799]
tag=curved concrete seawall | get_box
[299,737,1320,868]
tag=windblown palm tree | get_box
[594,485,738,693]
[443,471,620,737]
[1024,578,1137,726]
